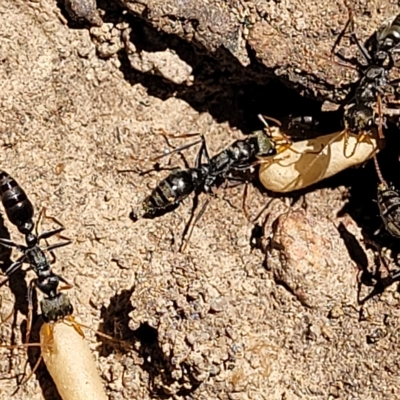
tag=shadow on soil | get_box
[72,0,343,135]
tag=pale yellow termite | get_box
[258,124,385,193]
[40,319,108,400]
[0,293,113,400]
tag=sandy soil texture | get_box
[1,1,400,400]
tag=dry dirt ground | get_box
[1,1,400,400]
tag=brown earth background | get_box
[1,0,400,399]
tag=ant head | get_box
[253,130,277,157]
[25,232,38,247]
[18,220,34,235]
[40,293,74,323]
[344,104,374,132]
[129,210,139,222]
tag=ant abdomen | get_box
[377,183,400,239]
[133,168,207,220]
[0,171,34,233]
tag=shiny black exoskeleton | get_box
[343,103,375,133]
[366,14,400,66]
[0,171,34,234]
[132,123,279,250]
[0,170,72,328]
[335,12,400,134]
[203,129,277,191]
[132,167,210,220]
[377,183,400,239]
[133,128,277,220]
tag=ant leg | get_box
[363,238,391,275]
[35,207,46,238]
[330,9,365,69]
[25,279,37,344]
[150,138,203,162]
[252,198,277,226]
[38,210,65,240]
[156,129,203,140]
[40,239,72,267]
[275,142,323,156]
[0,307,14,325]
[348,24,371,64]
[224,174,251,186]
[373,155,387,187]
[0,237,26,252]
[180,197,210,253]
[19,325,57,387]
[252,152,292,167]
[67,315,132,345]
[331,12,352,55]
[45,240,73,254]
[194,134,211,167]
[242,182,251,222]
[122,130,203,170]
[257,115,297,154]
[377,94,385,139]
[2,256,26,280]
[38,227,65,240]
[258,115,320,156]
[382,105,400,117]
[258,114,282,127]
[36,208,73,263]
[391,269,400,281]
[0,341,44,390]
[387,77,400,89]
[65,316,85,337]
[0,261,29,290]
[37,209,70,242]
[56,274,73,291]
[179,193,201,252]
[343,129,361,159]
[149,129,203,162]
[344,134,362,159]
[119,164,180,176]
[344,131,376,158]
[19,353,43,387]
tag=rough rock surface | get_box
[116,0,400,101]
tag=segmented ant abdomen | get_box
[0,171,34,232]
[377,183,400,238]
[377,15,400,51]
[132,169,202,219]
[41,293,74,323]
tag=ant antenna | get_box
[373,155,387,186]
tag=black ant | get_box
[372,156,400,240]
[130,116,291,251]
[332,8,400,156]
[0,170,72,341]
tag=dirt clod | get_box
[64,0,103,26]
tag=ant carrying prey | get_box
[332,8,400,157]
[128,116,293,251]
[0,170,72,342]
